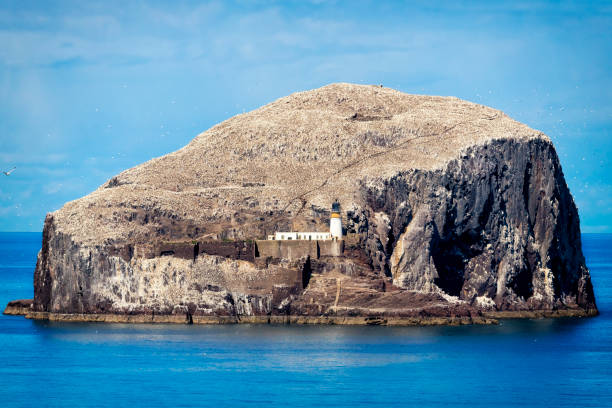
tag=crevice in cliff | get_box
[432,227,485,298]
[302,257,312,289]
[383,228,395,277]
[193,242,199,262]
[479,189,495,230]
[523,160,533,227]
[509,264,533,300]
[549,243,564,299]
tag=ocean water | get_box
[0,232,611,407]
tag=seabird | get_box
[2,166,16,176]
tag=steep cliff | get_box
[24,83,596,324]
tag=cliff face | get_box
[30,83,597,323]
[360,138,595,312]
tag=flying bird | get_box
[2,166,16,176]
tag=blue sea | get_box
[0,232,611,407]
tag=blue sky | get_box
[0,0,610,232]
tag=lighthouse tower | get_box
[330,201,343,240]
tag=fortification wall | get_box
[254,240,282,258]
[255,240,344,260]
[199,241,255,261]
[255,240,316,259]
[155,241,255,262]
[152,239,342,262]
[318,240,344,257]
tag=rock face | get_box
[29,83,597,324]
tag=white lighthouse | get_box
[330,201,343,240]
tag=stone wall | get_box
[255,239,344,260]
[156,240,256,262]
[318,240,344,257]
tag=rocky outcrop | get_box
[11,83,597,324]
[3,299,33,315]
[360,137,596,313]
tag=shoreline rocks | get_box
[3,299,33,316]
[4,298,598,326]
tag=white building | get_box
[267,202,343,241]
[268,231,331,241]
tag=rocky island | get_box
[4,83,597,325]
